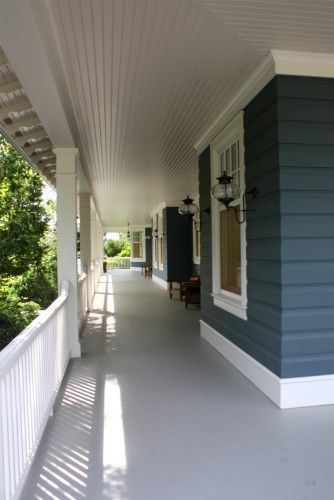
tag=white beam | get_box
[0,1,74,147]
[0,79,22,94]
[5,116,40,135]
[0,98,32,120]
[54,147,81,358]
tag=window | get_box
[159,237,164,266]
[131,229,145,262]
[211,112,247,320]
[192,196,200,265]
[220,206,240,294]
[132,231,143,258]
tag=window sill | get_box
[211,292,247,321]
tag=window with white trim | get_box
[131,229,145,262]
[211,112,247,320]
[192,196,200,265]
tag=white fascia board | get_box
[0,1,74,147]
[272,50,334,78]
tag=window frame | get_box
[210,112,247,320]
[193,195,200,265]
[131,229,146,263]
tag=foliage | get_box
[0,137,48,276]
[104,233,130,257]
[0,280,40,350]
[12,228,58,309]
[0,135,57,350]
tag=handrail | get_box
[0,281,69,377]
[0,281,71,500]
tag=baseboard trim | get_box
[200,320,334,409]
[152,274,168,290]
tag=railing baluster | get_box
[0,281,70,499]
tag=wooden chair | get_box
[182,281,201,309]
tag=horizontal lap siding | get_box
[199,77,282,376]
[277,76,334,377]
[166,208,193,280]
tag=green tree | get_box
[0,135,58,349]
[104,233,130,257]
[0,137,48,276]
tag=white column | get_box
[79,192,93,310]
[54,147,81,358]
[90,209,97,293]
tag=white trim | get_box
[195,50,334,154]
[130,266,141,271]
[200,320,334,409]
[192,195,201,265]
[211,112,247,320]
[272,50,334,78]
[195,53,275,153]
[130,228,146,262]
[152,274,168,290]
[212,294,247,320]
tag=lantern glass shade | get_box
[211,172,240,207]
[178,196,199,217]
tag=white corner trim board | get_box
[152,274,168,290]
[200,320,334,409]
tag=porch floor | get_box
[21,271,334,500]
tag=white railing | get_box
[0,282,71,500]
[78,272,88,330]
[106,257,131,269]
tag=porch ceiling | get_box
[1,0,334,229]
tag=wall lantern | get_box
[127,222,130,238]
[154,229,159,239]
[178,196,199,219]
[211,171,257,224]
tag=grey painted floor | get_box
[21,271,334,500]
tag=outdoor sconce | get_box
[127,222,130,238]
[154,229,159,239]
[211,171,257,224]
[178,195,199,219]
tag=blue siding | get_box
[199,75,334,378]
[166,207,193,280]
[277,76,334,377]
[152,207,193,282]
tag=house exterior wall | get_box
[166,207,193,281]
[199,75,334,379]
[276,76,334,377]
[152,207,193,282]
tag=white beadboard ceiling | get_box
[3,0,334,229]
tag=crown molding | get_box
[194,52,275,153]
[272,49,334,78]
[195,49,334,154]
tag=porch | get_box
[21,271,334,500]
